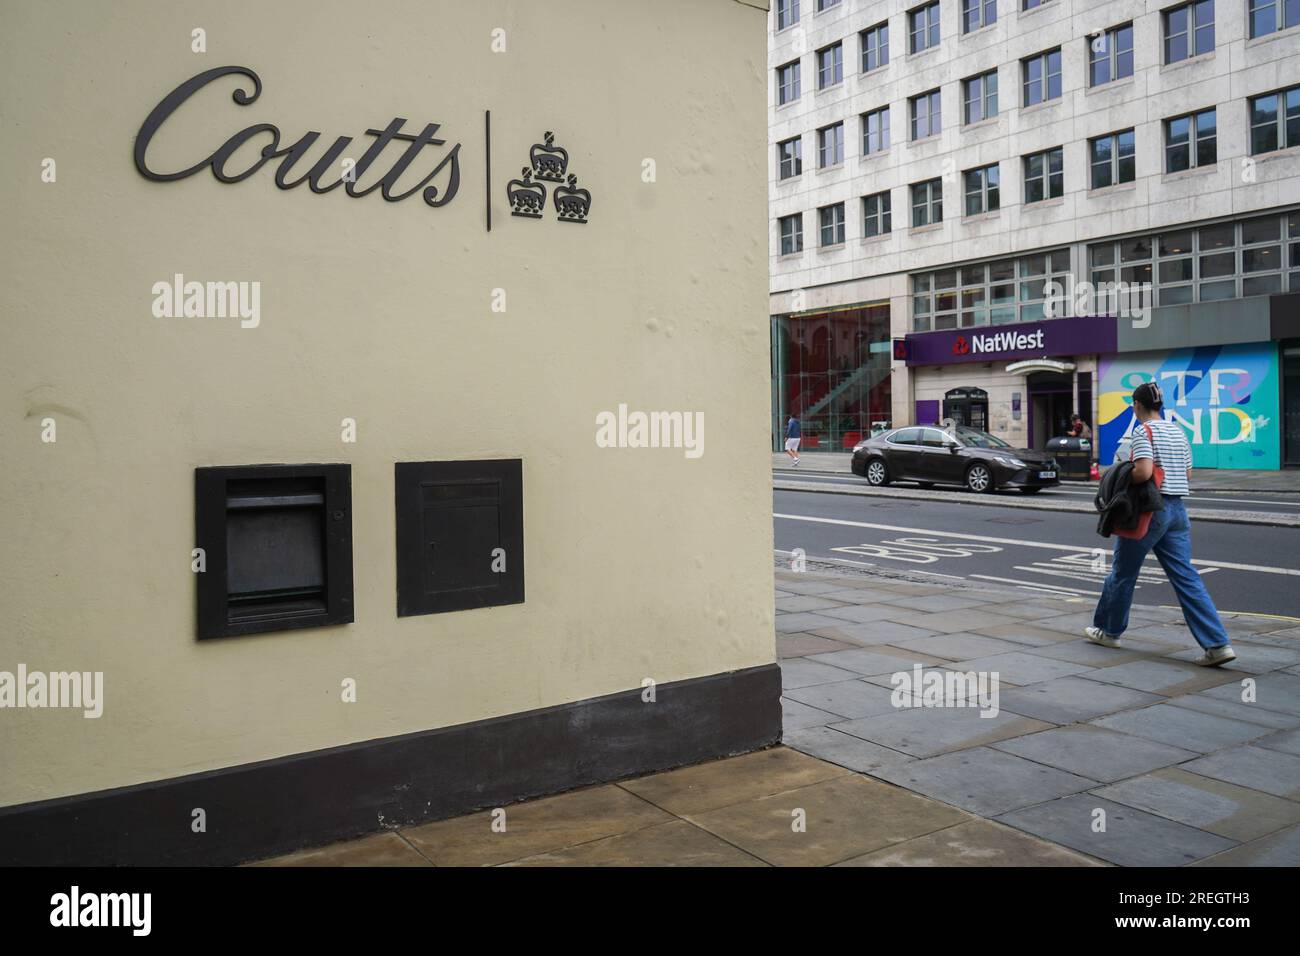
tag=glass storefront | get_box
[772,304,892,451]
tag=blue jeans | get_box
[1093,495,1230,650]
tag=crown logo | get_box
[530,131,569,182]
[508,130,591,225]
[554,174,591,224]
[506,166,546,219]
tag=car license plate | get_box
[1038,470,1056,479]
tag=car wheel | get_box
[1019,487,1043,495]
[865,457,890,486]
[965,463,994,493]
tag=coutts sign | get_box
[133,65,594,227]
[134,66,463,206]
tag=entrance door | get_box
[1285,345,1300,467]
[1026,372,1074,450]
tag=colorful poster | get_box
[1097,344,1280,469]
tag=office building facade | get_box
[770,0,1300,466]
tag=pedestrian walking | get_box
[784,415,801,465]
[1087,382,1237,665]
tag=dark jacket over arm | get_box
[1095,461,1163,537]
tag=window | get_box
[777,137,802,179]
[819,203,846,246]
[1250,0,1300,38]
[963,70,998,124]
[1022,48,1062,106]
[777,60,801,105]
[1023,147,1063,202]
[195,464,354,639]
[1089,24,1133,87]
[1016,249,1073,321]
[1165,109,1217,172]
[395,460,524,618]
[863,107,890,154]
[816,0,841,10]
[779,213,804,254]
[964,164,1000,215]
[1086,214,1300,307]
[1164,1,1215,63]
[889,428,923,444]
[817,42,843,89]
[861,22,889,72]
[1249,85,1300,155]
[963,0,997,32]
[911,179,943,227]
[1090,129,1136,188]
[910,249,1070,330]
[817,122,845,167]
[777,0,800,30]
[909,2,941,53]
[1023,0,1053,8]
[863,192,892,237]
[911,89,942,139]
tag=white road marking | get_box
[772,548,968,580]
[1014,565,1144,588]
[773,512,1300,576]
[774,475,1300,509]
[1025,560,1164,583]
[970,573,1102,596]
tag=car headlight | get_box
[993,455,1026,469]
[853,443,867,452]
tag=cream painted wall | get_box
[0,0,774,806]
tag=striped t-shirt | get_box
[1127,418,1192,496]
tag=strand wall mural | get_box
[1097,344,1280,470]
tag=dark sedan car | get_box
[850,425,1061,494]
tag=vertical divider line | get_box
[485,109,492,233]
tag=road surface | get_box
[773,487,1300,620]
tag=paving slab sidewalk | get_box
[252,567,1299,867]
[775,568,1300,866]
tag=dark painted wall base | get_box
[0,663,781,866]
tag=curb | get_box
[774,467,1300,496]
[775,556,1300,625]
[772,479,1300,529]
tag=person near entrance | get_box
[784,415,801,465]
[1068,413,1092,440]
[1086,382,1236,666]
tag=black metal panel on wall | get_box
[195,463,353,639]
[394,460,524,617]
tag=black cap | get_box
[1133,381,1164,409]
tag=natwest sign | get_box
[961,328,1045,355]
[905,315,1115,367]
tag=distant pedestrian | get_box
[1087,382,1236,666]
[1068,414,1092,440]
[784,415,801,465]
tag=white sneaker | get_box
[1084,626,1122,649]
[1194,645,1237,667]
[793,458,800,465]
